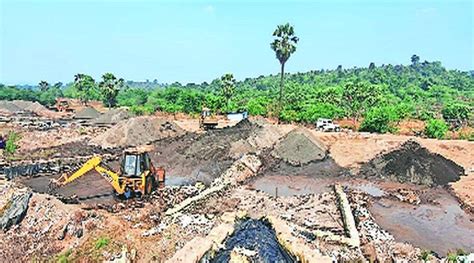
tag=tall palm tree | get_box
[220,73,236,111]
[271,23,299,121]
[38,80,49,92]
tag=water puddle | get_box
[165,176,195,186]
[370,189,474,256]
[250,175,386,197]
[250,175,335,196]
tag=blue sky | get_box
[1,0,472,85]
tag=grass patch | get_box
[56,249,72,263]
[94,236,110,250]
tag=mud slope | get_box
[361,140,465,186]
[151,119,261,184]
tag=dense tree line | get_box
[0,56,473,137]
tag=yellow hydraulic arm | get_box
[52,156,126,194]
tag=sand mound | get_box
[93,108,131,125]
[361,140,465,186]
[0,100,58,117]
[90,116,184,148]
[74,107,100,119]
[11,100,58,118]
[271,129,327,165]
[0,101,23,115]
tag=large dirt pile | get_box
[361,140,465,186]
[0,101,23,115]
[271,129,327,165]
[150,121,261,184]
[91,116,184,148]
[0,100,57,117]
[74,107,100,119]
[93,108,131,125]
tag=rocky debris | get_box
[94,108,131,126]
[349,191,420,262]
[17,126,106,153]
[1,151,118,181]
[361,140,465,186]
[165,154,262,216]
[387,188,420,205]
[91,116,184,148]
[272,129,327,166]
[74,107,100,119]
[0,191,32,231]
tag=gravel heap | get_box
[271,130,327,165]
[361,140,465,186]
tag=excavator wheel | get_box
[145,176,155,195]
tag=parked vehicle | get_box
[316,118,341,132]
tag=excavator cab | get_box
[121,152,150,178]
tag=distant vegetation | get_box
[1,56,473,134]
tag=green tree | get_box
[360,106,399,133]
[342,81,386,121]
[38,80,50,92]
[442,103,470,125]
[99,73,125,108]
[425,119,449,139]
[74,73,96,105]
[220,73,236,111]
[270,23,299,121]
[411,54,420,67]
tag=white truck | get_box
[316,118,341,132]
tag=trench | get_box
[201,218,296,263]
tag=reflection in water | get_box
[370,191,474,256]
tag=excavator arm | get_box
[50,156,126,195]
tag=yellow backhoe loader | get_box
[50,147,165,199]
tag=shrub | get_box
[425,119,448,139]
[360,106,398,133]
[5,131,20,155]
[442,103,470,123]
[298,103,343,123]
